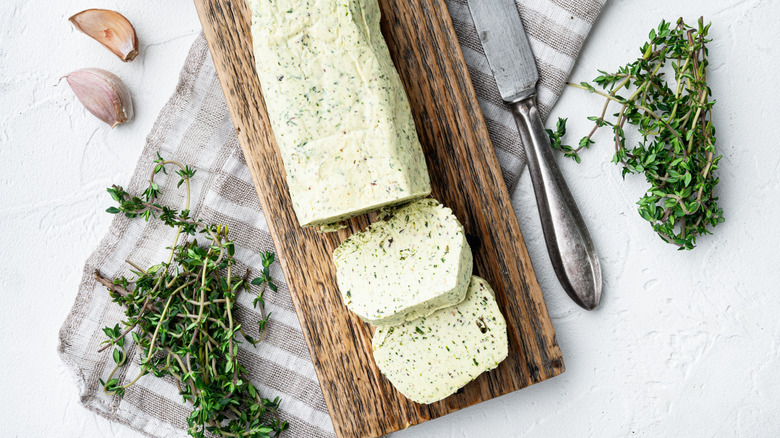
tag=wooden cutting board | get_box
[193,1,565,436]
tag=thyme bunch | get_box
[551,17,724,249]
[95,153,288,437]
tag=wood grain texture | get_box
[193,1,565,437]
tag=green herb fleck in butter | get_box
[333,199,472,326]
[250,0,431,228]
[372,276,508,404]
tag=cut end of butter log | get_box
[372,276,509,404]
[333,199,473,326]
[250,0,431,228]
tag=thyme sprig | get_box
[96,153,288,437]
[552,17,723,250]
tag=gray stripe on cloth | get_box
[237,349,330,416]
[232,302,313,361]
[59,0,604,435]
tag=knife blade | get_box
[467,0,538,103]
[468,0,603,310]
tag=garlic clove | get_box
[69,9,139,62]
[65,68,134,128]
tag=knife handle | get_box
[510,96,602,310]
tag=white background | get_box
[1,0,779,437]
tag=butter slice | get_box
[334,199,472,326]
[372,276,508,404]
[250,0,431,228]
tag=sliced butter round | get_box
[333,199,472,326]
[372,276,509,404]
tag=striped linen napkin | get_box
[58,1,604,437]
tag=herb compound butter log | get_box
[333,199,473,326]
[372,276,509,404]
[250,0,431,228]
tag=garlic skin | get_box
[69,9,139,62]
[65,68,134,128]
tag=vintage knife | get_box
[468,0,602,310]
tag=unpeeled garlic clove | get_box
[65,68,134,128]
[69,9,139,62]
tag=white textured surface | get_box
[1,0,778,437]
